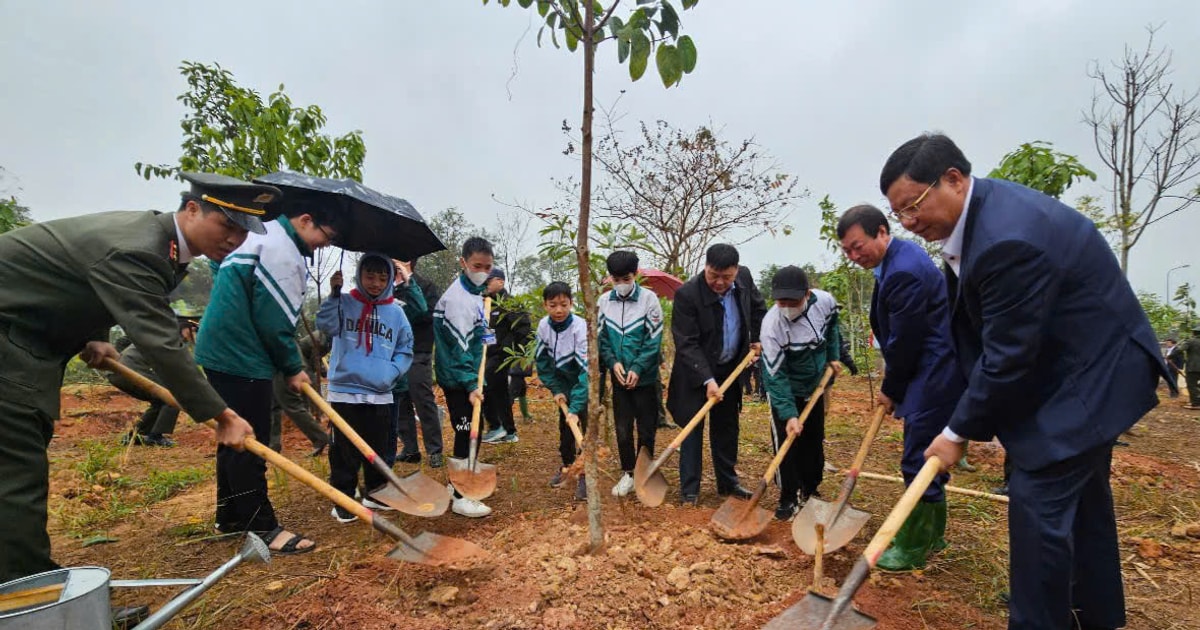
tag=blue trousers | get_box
[899,403,952,503]
[1008,443,1124,630]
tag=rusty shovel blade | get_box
[792,499,872,555]
[710,497,774,541]
[761,591,876,630]
[445,456,497,501]
[633,447,668,507]
[367,472,450,518]
[386,531,488,568]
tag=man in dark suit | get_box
[881,134,1169,629]
[837,204,965,570]
[0,172,263,583]
[667,244,767,504]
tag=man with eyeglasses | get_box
[880,133,1170,630]
[836,204,964,571]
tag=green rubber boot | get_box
[929,499,948,553]
[876,501,939,571]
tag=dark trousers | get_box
[445,387,480,459]
[329,403,391,499]
[612,384,658,471]
[208,370,278,533]
[900,403,952,503]
[107,361,179,436]
[677,365,743,498]
[1008,444,1124,630]
[0,397,57,582]
[558,406,588,467]
[392,353,442,460]
[269,371,327,451]
[483,360,516,434]
[1187,370,1200,406]
[769,394,825,501]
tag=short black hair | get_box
[836,205,890,240]
[360,256,390,275]
[542,281,573,302]
[461,236,494,260]
[705,244,740,270]
[280,195,348,235]
[606,250,639,277]
[178,194,219,214]
[879,133,972,196]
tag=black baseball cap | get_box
[772,265,810,300]
[180,172,282,235]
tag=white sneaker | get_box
[612,472,635,497]
[331,506,358,524]
[446,483,492,517]
[481,428,508,444]
[362,496,395,511]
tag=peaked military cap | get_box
[180,172,282,235]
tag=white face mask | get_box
[614,282,635,297]
[779,306,802,321]
[466,270,489,286]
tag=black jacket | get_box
[667,266,767,421]
[399,272,440,354]
[486,290,532,371]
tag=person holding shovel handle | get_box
[759,266,844,521]
[883,134,1170,630]
[535,281,591,501]
[837,204,965,570]
[0,172,267,584]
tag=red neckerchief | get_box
[349,288,394,354]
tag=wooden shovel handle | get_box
[303,383,376,459]
[665,350,759,452]
[849,406,887,473]
[862,456,943,565]
[466,297,492,469]
[857,471,1010,503]
[100,358,423,548]
[557,400,585,446]
[759,366,834,483]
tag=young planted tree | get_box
[594,119,802,276]
[0,167,32,234]
[1083,26,1200,274]
[484,0,699,551]
[988,141,1097,200]
[134,60,368,301]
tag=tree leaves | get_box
[629,30,650,81]
[656,44,681,87]
[677,35,697,72]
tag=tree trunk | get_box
[577,1,605,554]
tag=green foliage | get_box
[814,195,875,370]
[1138,290,1191,339]
[486,0,700,86]
[422,208,496,290]
[135,61,367,182]
[0,196,31,234]
[535,212,652,299]
[988,141,1096,200]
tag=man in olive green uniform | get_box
[269,329,331,455]
[1184,325,1200,409]
[0,172,265,583]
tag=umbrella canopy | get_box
[253,171,446,261]
[602,267,684,300]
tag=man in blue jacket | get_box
[881,133,1170,630]
[838,204,965,570]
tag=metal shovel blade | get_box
[445,456,497,501]
[710,497,773,541]
[762,591,876,630]
[386,531,488,567]
[368,472,450,517]
[633,447,668,507]
[792,500,872,555]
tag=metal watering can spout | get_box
[131,533,271,630]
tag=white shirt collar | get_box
[172,214,194,265]
[939,177,974,275]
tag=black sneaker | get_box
[428,453,444,468]
[717,484,753,500]
[141,433,176,447]
[575,476,587,501]
[396,450,422,464]
[680,494,698,506]
[549,467,568,488]
[775,500,798,521]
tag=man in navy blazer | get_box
[837,204,965,570]
[881,133,1170,630]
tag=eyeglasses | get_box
[316,223,336,244]
[890,179,939,221]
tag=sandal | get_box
[260,526,317,556]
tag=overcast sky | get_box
[2,1,1199,298]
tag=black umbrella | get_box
[254,171,446,261]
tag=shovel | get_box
[301,383,448,517]
[856,471,1010,503]
[762,456,946,630]
[793,405,887,555]
[446,297,499,501]
[634,350,758,508]
[556,399,585,456]
[99,358,485,568]
[710,365,834,540]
